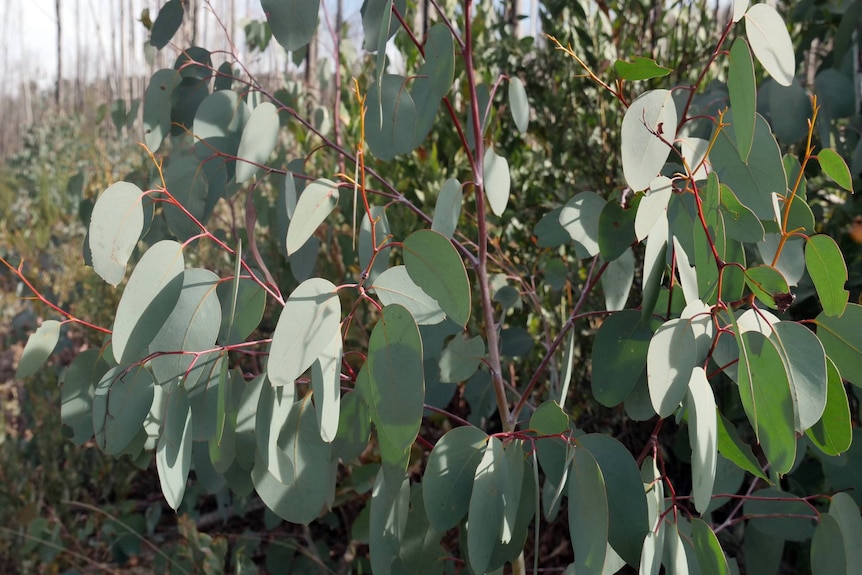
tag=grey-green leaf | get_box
[286,178,339,256]
[403,230,471,327]
[621,89,677,191]
[560,191,606,259]
[89,182,145,286]
[112,240,185,365]
[16,320,62,379]
[468,437,506,574]
[687,367,717,515]
[484,148,511,217]
[373,266,446,325]
[261,0,320,52]
[744,3,795,87]
[647,318,697,418]
[156,387,193,510]
[431,178,462,239]
[268,277,341,387]
[235,101,279,183]
[509,77,529,134]
[814,304,862,387]
[93,365,155,456]
[568,448,609,574]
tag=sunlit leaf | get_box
[235,101,279,183]
[286,178,339,256]
[508,76,529,133]
[716,412,768,480]
[647,318,697,418]
[373,266,446,325]
[691,518,730,575]
[769,321,827,432]
[17,320,62,379]
[431,178,462,239]
[559,191,606,259]
[268,277,341,387]
[311,333,342,442]
[744,4,795,86]
[156,387,193,510]
[621,90,677,191]
[483,147,511,217]
[89,182,145,286]
[601,248,635,311]
[687,367,717,515]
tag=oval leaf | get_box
[268,277,341,387]
[89,182,145,286]
[156,387,193,510]
[559,191,606,259]
[727,38,757,163]
[286,179,339,256]
[687,367,717,515]
[744,4,795,87]
[806,234,849,317]
[235,101,279,183]
[467,437,505,574]
[261,0,320,52]
[568,448,609,574]
[807,358,852,456]
[431,178,463,239]
[814,303,862,387]
[93,365,156,456]
[621,89,677,191]
[647,318,697,418]
[509,76,529,133]
[403,230,471,327]
[112,240,185,365]
[591,310,652,407]
[483,148,511,217]
[16,320,62,378]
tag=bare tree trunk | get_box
[55,0,62,108]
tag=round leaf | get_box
[372,266,446,325]
[261,0,320,52]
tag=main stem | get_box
[463,0,512,433]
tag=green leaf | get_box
[17,320,62,379]
[311,334,342,442]
[621,89,677,191]
[366,74,417,160]
[252,397,336,524]
[691,518,730,575]
[93,365,155,456]
[369,469,410,575]
[744,3,795,87]
[736,330,796,474]
[600,248,635,312]
[148,268,222,386]
[806,234,849,317]
[727,38,757,163]
[235,101,279,183]
[162,152,210,241]
[268,277,341,387]
[89,182,145,286]
[568,448,609,574]
[577,434,649,566]
[150,0,183,49]
[814,304,862,387]
[156,387,193,510]
[687,367,717,515]
[499,441,525,544]
[641,215,668,321]
[829,492,862,574]
[439,334,485,383]
[745,488,817,541]
[61,349,111,446]
[744,525,784,575]
[744,265,790,310]
[112,240,185,364]
[614,56,672,81]
[710,113,786,220]
[559,191,606,259]
[648,318,697,418]
[411,24,455,146]
[143,69,182,151]
[286,178,339,256]
[403,229,471,327]
[769,321,827,432]
[372,266,446,325]
[217,277,265,345]
[392,485,446,575]
[423,426,488,532]
[591,310,652,407]
[811,513,846,575]
[431,178,462,239]
[807,358,852,456]
[719,183,764,244]
[598,199,637,262]
[483,148,511,217]
[361,304,424,455]
[467,437,506,574]
[716,412,768,480]
[508,77,529,133]
[260,0,319,52]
